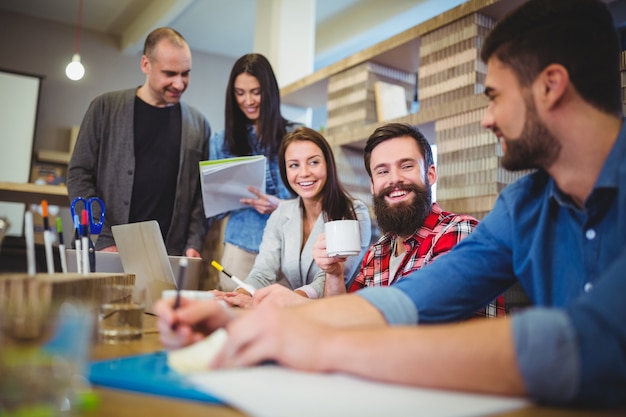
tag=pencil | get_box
[80,209,89,274]
[173,257,189,310]
[24,210,36,276]
[41,200,55,274]
[210,260,256,295]
[56,217,68,273]
[73,213,82,274]
[170,257,189,331]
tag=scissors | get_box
[70,197,106,235]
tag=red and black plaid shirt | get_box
[350,203,505,318]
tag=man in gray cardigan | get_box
[67,27,209,257]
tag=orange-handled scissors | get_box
[70,197,105,235]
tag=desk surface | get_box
[85,317,624,417]
[87,317,246,417]
[0,181,69,207]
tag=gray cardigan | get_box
[244,198,371,296]
[67,88,210,255]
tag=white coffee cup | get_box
[325,219,361,257]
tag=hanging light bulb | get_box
[66,53,85,81]
[66,0,85,81]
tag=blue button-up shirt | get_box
[358,121,626,407]
[208,124,295,253]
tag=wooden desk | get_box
[0,181,69,207]
[87,317,246,417]
[85,317,624,417]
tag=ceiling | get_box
[2,0,625,68]
[0,0,371,61]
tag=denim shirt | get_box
[358,121,626,407]
[208,124,296,253]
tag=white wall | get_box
[0,11,234,154]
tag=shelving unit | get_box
[279,0,529,221]
[280,0,525,113]
[37,149,71,165]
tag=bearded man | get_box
[316,124,504,318]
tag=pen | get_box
[81,209,89,274]
[210,260,256,296]
[41,200,55,274]
[171,257,189,331]
[57,217,68,273]
[74,213,82,274]
[173,257,188,309]
[24,210,36,276]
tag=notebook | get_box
[106,221,203,311]
[88,351,223,404]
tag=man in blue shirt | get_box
[155,0,625,407]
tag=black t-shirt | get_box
[129,97,182,241]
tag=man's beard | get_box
[500,96,561,171]
[373,183,432,237]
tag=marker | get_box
[56,217,68,273]
[73,213,82,274]
[171,257,189,331]
[81,209,89,274]
[210,260,256,295]
[41,200,55,274]
[24,210,36,276]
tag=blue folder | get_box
[88,350,223,404]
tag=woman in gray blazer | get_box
[218,127,371,307]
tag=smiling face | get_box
[234,73,261,124]
[284,140,327,204]
[369,136,433,205]
[141,39,191,107]
[482,58,560,171]
[369,136,435,237]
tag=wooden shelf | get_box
[327,94,488,149]
[280,0,524,109]
[0,181,69,207]
[37,149,71,164]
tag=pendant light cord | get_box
[74,0,83,54]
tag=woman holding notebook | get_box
[208,53,299,291]
[215,127,371,308]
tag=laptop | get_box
[68,220,203,311]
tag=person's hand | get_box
[254,284,312,308]
[210,289,233,300]
[312,233,346,276]
[213,303,330,371]
[221,292,254,309]
[100,245,118,252]
[154,297,236,350]
[240,186,280,215]
[185,248,201,258]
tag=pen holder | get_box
[0,279,95,416]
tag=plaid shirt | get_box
[350,203,505,318]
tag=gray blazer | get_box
[244,198,371,295]
[67,88,210,255]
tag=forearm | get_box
[320,318,526,396]
[295,294,386,327]
[323,272,347,296]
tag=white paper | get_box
[188,366,530,417]
[199,156,266,218]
